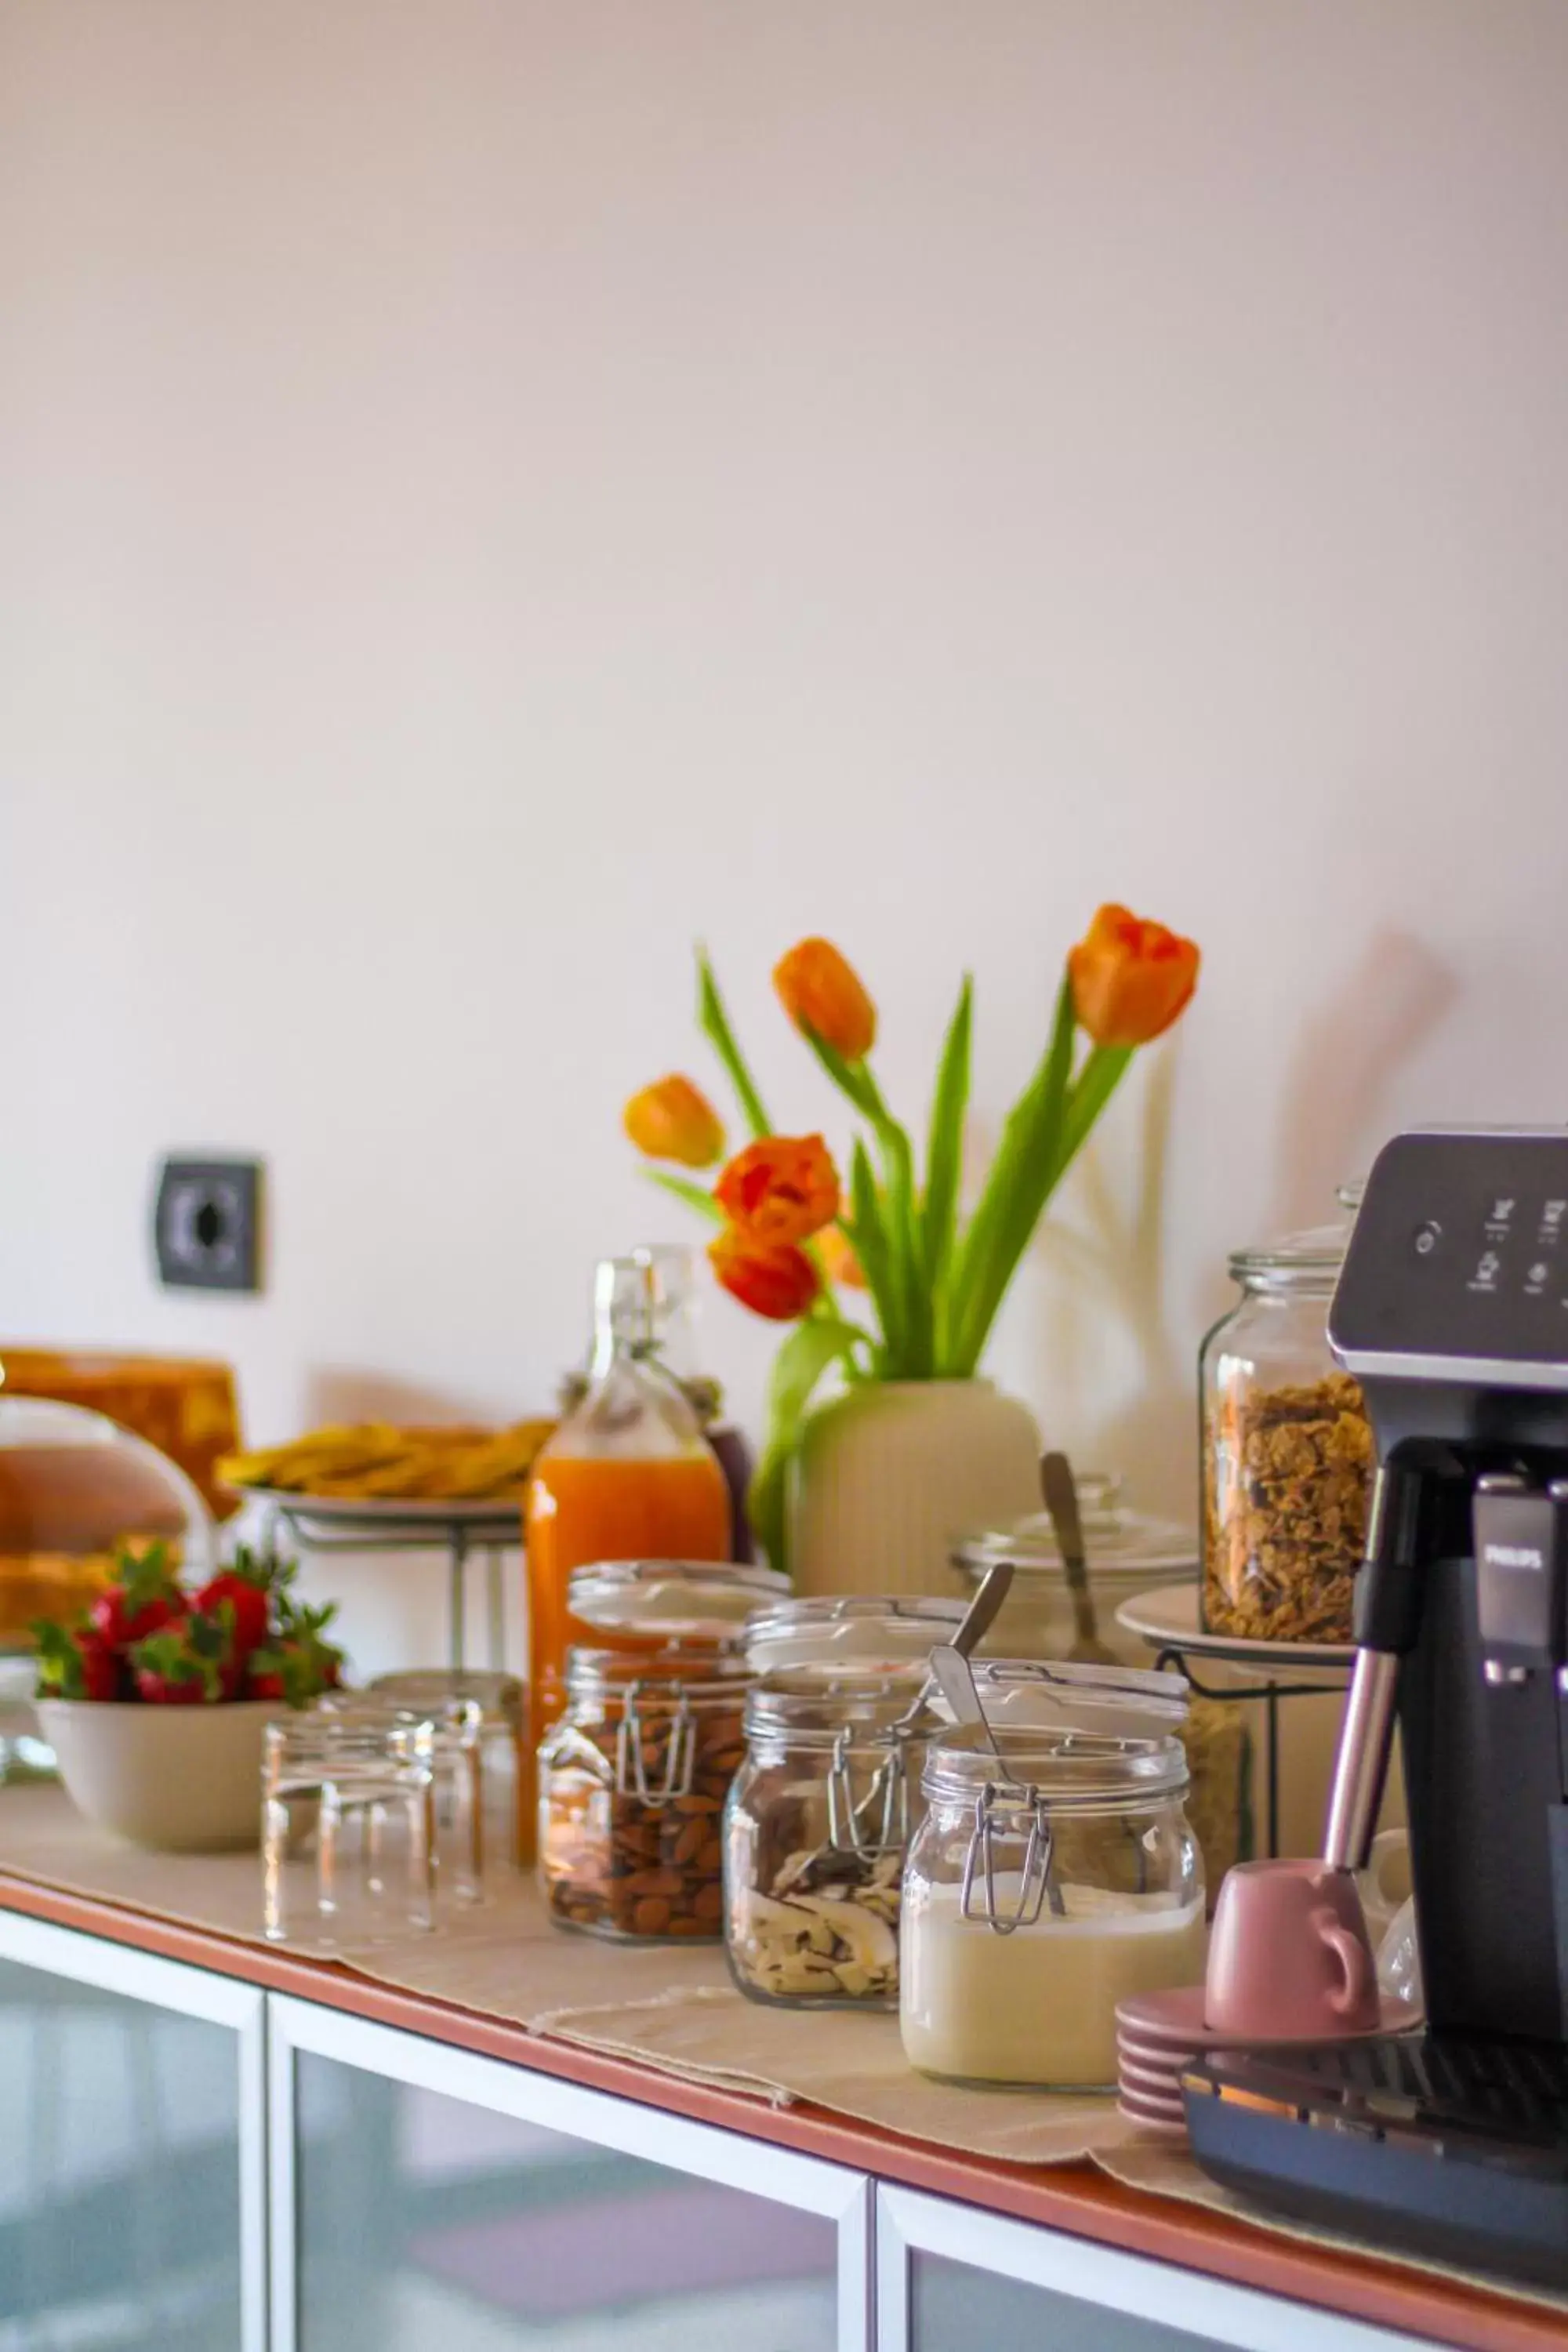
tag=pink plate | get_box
[1118,2052,1184,2098]
[1117,2101,1188,2141]
[1118,1984,1416,2049]
[1114,2098,1189,2136]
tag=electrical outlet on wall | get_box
[153,1156,264,1293]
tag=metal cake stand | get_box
[246,1490,520,1673]
[1116,1584,1356,1860]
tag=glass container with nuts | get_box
[724,1672,927,2009]
[1201,1218,1372,1646]
[539,1647,749,1940]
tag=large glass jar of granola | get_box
[1200,1219,1372,1646]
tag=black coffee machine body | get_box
[1185,1127,1568,2286]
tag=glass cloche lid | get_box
[0,1396,214,1649]
[951,1472,1197,1587]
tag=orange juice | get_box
[520,1447,731,1860]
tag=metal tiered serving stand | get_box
[250,1492,519,1673]
[1116,1585,1356,1860]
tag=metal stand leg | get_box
[448,1527,469,1675]
[1265,1685,1280,1859]
[485,1545,505,1671]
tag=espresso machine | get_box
[1185,1127,1568,2286]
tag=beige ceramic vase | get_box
[787,1378,1042,1600]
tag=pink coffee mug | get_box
[1205,1858,1379,2039]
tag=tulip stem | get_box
[697,948,773,1140]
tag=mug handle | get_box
[1313,1904,1374,2020]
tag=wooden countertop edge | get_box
[0,1871,1558,2350]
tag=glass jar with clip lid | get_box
[724,1672,924,2008]
[722,1594,971,2009]
[900,1722,1204,2088]
[537,1561,779,1942]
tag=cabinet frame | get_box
[875,2183,1430,2352]
[0,1905,269,2352]
[267,1990,873,2352]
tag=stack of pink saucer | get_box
[1116,1985,1409,2140]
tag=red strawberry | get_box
[33,1622,125,1701]
[134,1664,207,1704]
[131,1611,232,1704]
[194,1572,270,1657]
[90,1543,186,1653]
[78,1635,124,1702]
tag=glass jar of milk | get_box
[900,1724,1204,2089]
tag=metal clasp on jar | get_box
[825,1723,910,1857]
[614,1682,698,1806]
[960,1780,1056,1935]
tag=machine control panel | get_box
[1330,1131,1568,1388]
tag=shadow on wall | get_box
[303,1368,501,1429]
[1014,927,1457,1521]
[1266,928,1458,1234]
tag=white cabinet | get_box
[0,1918,1458,2352]
[0,1910,266,2352]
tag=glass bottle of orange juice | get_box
[521,1258,732,1859]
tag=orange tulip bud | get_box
[714,1134,840,1247]
[1068,906,1200,1048]
[709,1230,821,1321]
[622,1075,726,1169]
[816,1221,869,1290]
[773,938,877,1061]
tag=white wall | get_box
[4,2,1567,1671]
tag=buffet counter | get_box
[0,1791,1561,2352]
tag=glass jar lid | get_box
[953,1657,1190,1740]
[569,1559,786,1641]
[745,1593,967,1680]
[923,1721,1189,1809]
[365,1668,523,1733]
[565,1646,750,1708]
[744,1670,918,1748]
[951,1472,1196,1587]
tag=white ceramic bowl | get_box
[38,1698,274,1852]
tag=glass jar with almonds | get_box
[539,1646,749,1940]
[1201,1214,1372,1646]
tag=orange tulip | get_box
[773,938,877,1061]
[622,1075,726,1168]
[816,1221,869,1290]
[715,1134,840,1247]
[710,1230,820,1321]
[1068,906,1200,1048]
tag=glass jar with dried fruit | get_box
[1200,1211,1372,1646]
[724,1674,923,2009]
[539,1647,748,1940]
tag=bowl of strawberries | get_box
[34,1541,345,1851]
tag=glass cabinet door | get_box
[270,1996,869,2352]
[877,2187,1425,2352]
[0,1912,263,2352]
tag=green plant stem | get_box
[943,973,1076,1374]
[697,947,772,1140]
[921,975,973,1362]
[643,1169,724,1221]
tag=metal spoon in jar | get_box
[930,1641,1066,1918]
[844,1561,1014,1849]
[1040,1450,1119,1668]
